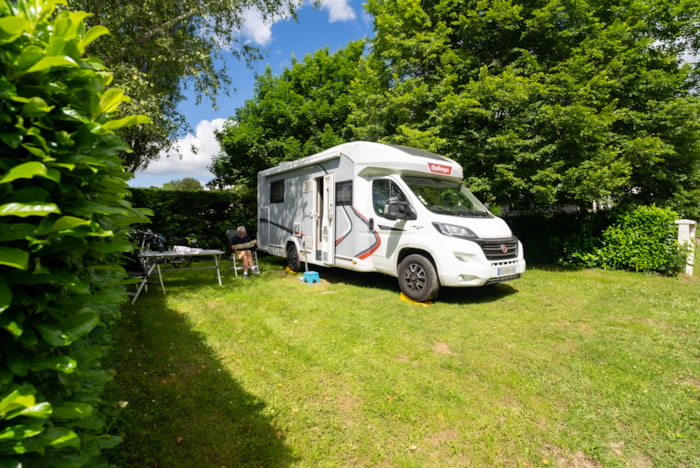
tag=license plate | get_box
[497,265,516,276]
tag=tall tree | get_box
[210,41,366,188]
[162,177,204,191]
[68,0,299,172]
[350,0,700,216]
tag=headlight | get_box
[432,222,477,239]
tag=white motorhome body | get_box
[257,141,525,301]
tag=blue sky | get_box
[129,0,373,188]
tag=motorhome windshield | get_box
[402,176,492,218]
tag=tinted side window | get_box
[270,180,284,203]
[372,179,407,217]
[336,181,352,206]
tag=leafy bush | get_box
[594,205,686,275]
[0,0,148,465]
[505,206,687,276]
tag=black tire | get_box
[398,254,440,302]
[286,242,303,272]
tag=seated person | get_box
[230,226,258,278]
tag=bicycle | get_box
[129,229,197,268]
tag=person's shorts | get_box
[236,250,247,260]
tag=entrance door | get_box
[320,173,335,264]
[258,206,269,248]
[370,178,409,271]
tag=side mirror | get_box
[384,197,417,221]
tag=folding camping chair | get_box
[124,252,150,304]
[227,228,259,277]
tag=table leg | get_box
[214,254,222,286]
[156,263,166,295]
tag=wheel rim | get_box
[287,245,298,268]
[403,262,426,292]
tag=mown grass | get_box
[105,252,700,467]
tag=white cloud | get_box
[133,118,226,187]
[241,0,356,46]
[241,8,276,46]
[321,0,356,22]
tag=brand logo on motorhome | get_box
[428,163,452,175]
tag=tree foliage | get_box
[0,0,150,464]
[68,0,299,172]
[162,177,203,191]
[212,0,700,218]
[210,41,366,188]
[350,0,700,217]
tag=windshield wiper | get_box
[455,209,491,217]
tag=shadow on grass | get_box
[260,255,519,304]
[106,286,297,467]
[437,282,519,304]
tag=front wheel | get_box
[286,242,303,272]
[398,254,440,302]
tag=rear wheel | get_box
[398,254,440,302]
[286,242,302,272]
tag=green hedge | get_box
[505,205,686,275]
[128,188,257,251]
[593,205,686,275]
[504,210,615,266]
[0,1,149,465]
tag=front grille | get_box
[476,237,519,260]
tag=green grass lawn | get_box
[106,253,700,467]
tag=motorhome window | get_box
[270,180,285,203]
[402,176,492,218]
[373,179,408,216]
[336,181,352,206]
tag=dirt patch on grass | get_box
[679,377,700,391]
[395,355,419,365]
[424,428,459,446]
[422,429,473,465]
[608,441,654,468]
[633,317,669,329]
[626,452,654,468]
[542,445,601,467]
[543,443,654,468]
[336,392,361,428]
[433,342,454,355]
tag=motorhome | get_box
[257,141,525,301]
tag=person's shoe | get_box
[243,272,248,279]
[251,266,260,275]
